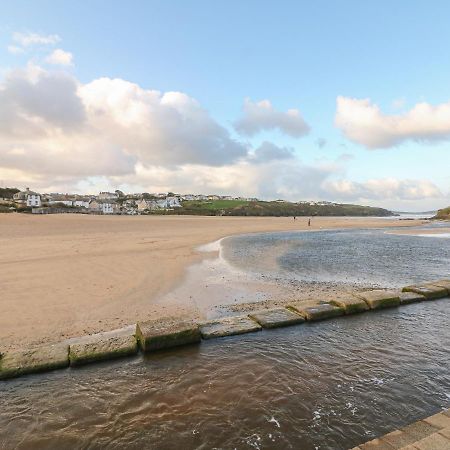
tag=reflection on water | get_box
[222,227,450,286]
[1,301,449,450]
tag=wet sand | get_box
[0,214,425,351]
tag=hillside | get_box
[176,200,394,217]
[433,206,450,220]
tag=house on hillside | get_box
[136,196,182,212]
[88,199,118,214]
[136,198,158,211]
[73,197,91,208]
[47,194,73,207]
[13,188,42,207]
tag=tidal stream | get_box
[0,301,449,450]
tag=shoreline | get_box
[0,214,428,352]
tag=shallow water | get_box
[0,301,449,450]
[222,227,450,287]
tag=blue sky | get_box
[0,0,449,210]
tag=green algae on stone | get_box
[0,344,69,380]
[426,279,450,292]
[398,291,426,305]
[199,315,261,339]
[288,303,344,321]
[354,290,400,309]
[329,297,369,314]
[248,308,305,329]
[402,284,448,300]
[69,334,138,366]
[136,318,201,352]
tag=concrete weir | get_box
[330,297,369,314]
[351,408,450,449]
[289,303,344,321]
[354,290,400,309]
[0,279,448,380]
[200,315,261,339]
[136,319,201,352]
[0,344,69,380]
[249,307,305,328]
[69,334,138,366]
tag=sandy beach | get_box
[0,214,426,351]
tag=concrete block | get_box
[248,308,305,328]
[399,291,426,305]
[381,429,416,448]
[354,290,400,309]
[413,432,450,450]
[359,437,396,449]
[200,315,261,339]
[400,420,439,442]
[423,412,450,429]
[427,279,450,292]
[69,334,138,366]
[288,303,344,321]
[136,319,201,352]
[402,284,448,300]
[0,344,69,380]
[329,297,369,314]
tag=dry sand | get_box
[0,214,425,351]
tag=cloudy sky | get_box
[0,1,449,211]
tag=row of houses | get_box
[12,188,183,214]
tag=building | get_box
[88,199,117,214]
[13,188,41,207]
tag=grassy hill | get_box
[433,206,450,220]
[176,200,393,217]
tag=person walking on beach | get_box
[308,218,311,227]
[293,216,296,221]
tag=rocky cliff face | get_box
[434,206,450,219]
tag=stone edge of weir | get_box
[0,278,449,381]
[350,408,450,450]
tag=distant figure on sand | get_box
[308,218,311,227]
[293,216,296,221]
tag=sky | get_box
[0,0,449,211]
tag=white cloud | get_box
[235,98,310,138]
[324,178,442,201]
[7,45,25,55]
[336,96,450,149]
[12,31,60,47]
[0,65,246,183]
[45,49,73,66]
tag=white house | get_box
[13,188,41,207]
[89,199,117,214]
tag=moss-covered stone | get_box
[402,284,448,299]
[0,344,69,380]
[199,315,261,339]
[427,279,450,292]
[288,303,344,321]
[248,308,305,328]
[136,318,201,352]
[69,334,138,366]
[354,290,400,309]
[329,297,369,314]
[399,291,426,305]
